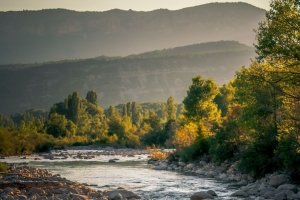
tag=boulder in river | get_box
[104,189,141,199]
[190,191,214,199]
[231,190,249,197]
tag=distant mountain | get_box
[0,2,265,64]
[0,41,255,114]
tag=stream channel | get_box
[4,150,242,199]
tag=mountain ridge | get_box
[0,2,264,64]
[0,40,255,115]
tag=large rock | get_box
[269,175,289,188]
[199,161,207,167]
[190,192,214,199]
[186,163,195,169]
[104,189,141,199]
[275,184,298,194]
[207,190,217,196]
[178,162,187,167]
[262,191,275,198]
[195,169,205,175]
[231,190,249,197]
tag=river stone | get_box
[231,190,249,197]
[71,194,89,200]
[28,187,46,195]
[199,161,207,167]
[219,174,228,180]
[186,164,195,169]
[154,165,167,170]
[274,192,287,200]
[178,162,187,167]
[275,184,298,194]
[190,192,214,199]
[195,169,205,175]
[105,189,140,199]
[269,175,289,188]
[109,192,125,200]
[262,191,275,198]
[259,186,275,196]
[3,187,14,194]
[207,190,217,196]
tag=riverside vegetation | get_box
[1,0,300,199]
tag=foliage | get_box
[146,146,169,161]
[86,90,98,105]
[0,162,7,172]
[165,96,177,121]
[255,0,300,63]
[214,81,235,117]
[0,114,14,128]
[209,104,244,163]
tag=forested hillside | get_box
[0,41,255,115]
[0,2,265,64]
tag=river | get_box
[3,150,240,199]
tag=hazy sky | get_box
[0,0,270,12]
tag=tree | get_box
[182,75,221,136]
[86,90,98,105]
[214,81,235,117]
[68,91,81,124]
[233,63,283,177]
[45,113,77,138]
[165,96,177,121]
[0,114,14,128]
[255,0,300,64]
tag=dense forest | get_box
[0,0,299,179]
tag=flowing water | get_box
[4,150,241,200]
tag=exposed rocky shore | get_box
[0,147,148,200]
[149,155,300,200]
[0,165,141,200]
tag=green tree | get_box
[214,81,235,117]
[0,114,14,128]
[68,91,81,124]
[165,96,177,121]
[255,0,300,64]
[182,75,221,137]
[45,113,77,138]
[86,90,98,105]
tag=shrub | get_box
[0,162,7,172]
[146,146,169,160]
[179,136,210,162]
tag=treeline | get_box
[0,91,182,155]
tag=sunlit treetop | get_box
[255,0,300,65]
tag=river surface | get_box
[3,150,241,199]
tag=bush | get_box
[277,132,300,172]
[0,162,7,172]
[146,146,169,160]
[179,136,209,162]
[238,138,279,178]
[209,121,241,163]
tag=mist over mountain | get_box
[0,2,265,64]
[0,41,255,114]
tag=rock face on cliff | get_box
[0,2,265,64]
[0,41,255,115]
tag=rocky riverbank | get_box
[0,165,141,200]
[149,155,300,200]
